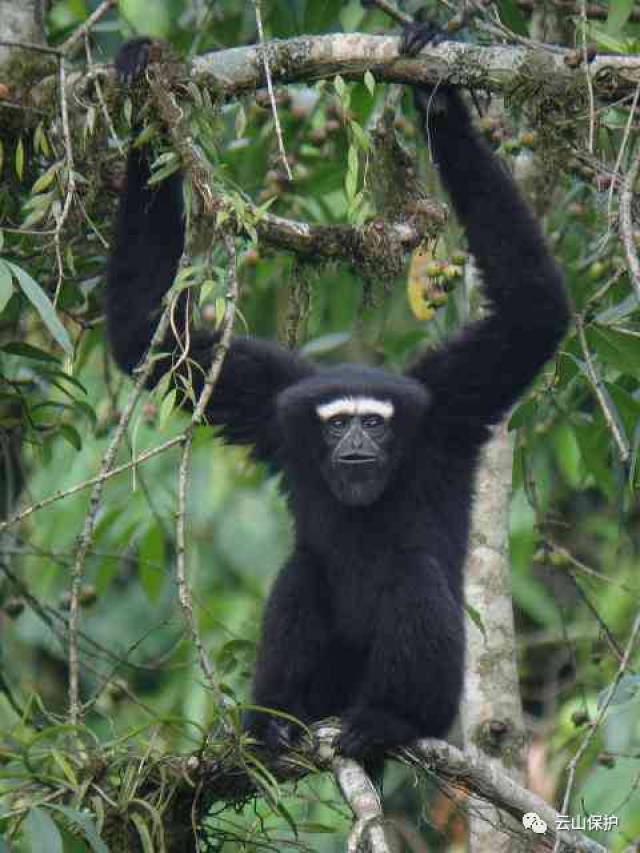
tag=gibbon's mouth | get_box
[338,454,378,465]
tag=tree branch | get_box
[184,34,640,98]
[402,739,606,853]
[28,32,640,111]
[153,728,607,853]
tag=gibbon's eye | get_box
[328,415,349,432]
[362,414,384,430]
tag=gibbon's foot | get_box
[262,718,301,752]
[243,710,306,753]
[114,37,154,84]
[337,707,419,760]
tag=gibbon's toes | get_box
[400,20,446,57]
[336,719,376,760]
[114,37,154,85]
[263,718,300,751]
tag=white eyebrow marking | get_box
[315,396,394,421]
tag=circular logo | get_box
[522,812,548,834]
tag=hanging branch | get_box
[253,0,293,181]
[619,142,640,302]
[575,315,631,465]
[553,612,640,853]
[174,234,239,708]
[68,305,173,725]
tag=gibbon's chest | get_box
[322,542,428,646]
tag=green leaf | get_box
[130,812,154,853]
[350,120,369,152]
[607,0,635,32]
[139,526,166,603]
[347,144,358,180]
[25,807,63,853]
[596,292,639,324]
[235,103,247,139]
[59,423,83,451]
[345,169,357,201]
[32,161,61,194]
[6,262,73,354]
[158,387,177,428]
[300,332,350,356]
[0,833,8,852]
[599,674,640,707]
[495,0,528,35]
[0,260,14,314]
[1,341,59,361]
[46,805,108,853]
[118,0,171,38]
[364,70,375,96]
[147,160,181,185]
[464,601,487,638]
[588,325,640,375]
[15,137,24,181]
[587,24,630,53]
[133,123,157,148]
[552,424,582,488]
[275,800,299,839]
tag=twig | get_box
[54,59,76,306]
[59,0,118,55]
[607,83,640,223]
[0,435,185,533]
[363,0,411,24]
[174,234,239,707]
[68,305,172,725]
[579,0,596,153]
[0,672,27,720]
[619,136,640,302]
[575,315,631,465]
[253,0,293,182]
[566,573,625,662]
[0,39,60,55]
[404,739,606,852]
[544,539,639,593]
[84,33,125,156]
[553,611,640,853]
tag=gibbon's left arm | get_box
[106,40,313,468]
[402,24,570,429]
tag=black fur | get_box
[106,31,569,761]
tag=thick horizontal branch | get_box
[255,201,446,259]
[31,31,640,116]
[188,34,640,99]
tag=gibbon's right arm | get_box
[106,40,313,466]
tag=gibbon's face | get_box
[316,396,395,506]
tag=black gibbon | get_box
[106,24,569,760]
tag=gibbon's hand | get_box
[400,19,457,120]
[114,37,155,85]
